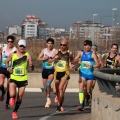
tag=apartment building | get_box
[38,24,50,39]
[69,21,109,41]
[21,15,48,39]
[7,25,21,36]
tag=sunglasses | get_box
[19,45,26,48]
[60,44,66,46]
[7,41,13,43]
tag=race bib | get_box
[45,62,54,68]
[80,61,90,68]
[56,60,66,70]
[14,67,25,76]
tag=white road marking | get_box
[25,88,79,92]
[39,109,76,120]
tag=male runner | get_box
[72,40,99,110]
[50,39,73,112]
[6,39,34,119]
[0,35,16,109]
[104,43,120,68]
[37,38,55,108]
[91,44,104,90]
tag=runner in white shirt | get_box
[37,38,55,108]
[0,35,17,109]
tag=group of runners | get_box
[0,35,120,119]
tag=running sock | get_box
[86,94,90,104]
[13,101,21,112]
[47,97,51,101]
[60,102,62,107]
[79,91,84,107]
[89,93,92,102]
[6,91,10,104]
[0,86,5,97]
[56,105,61,111]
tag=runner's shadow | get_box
[20,104,62,109]
[54,108,91,116]
[19,113,52,119]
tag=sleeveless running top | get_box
[80,51,95,76]
[10,52,28,81]
[106,52,117,68]
[1,46,16,68]
[42,48,55,69]
[55,49,69,72]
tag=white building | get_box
[54,28,65,33]
[21,15,48,39]
[8,25,21,35]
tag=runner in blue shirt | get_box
[72,40,99,110]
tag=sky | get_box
[0,0,120,31]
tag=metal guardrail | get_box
[93,68,120,97]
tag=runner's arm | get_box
[69,51,74,62]
[103,53,109,68]
[27,53,34,71]
[5,53,12,68]
[92,53,99,68]
[72,51,82,64]
[69,51,75,71]
[37,49,49,62]
[98,54,104,68]
[5,53,13,73]
[48,49,59,63]
[115,55,120,67]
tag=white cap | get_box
[18,39,26,47]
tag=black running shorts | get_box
[10,79,28,88]
[0,66,10,78]
[42,69,54,79]
[55,72,70,81]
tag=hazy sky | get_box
[0,0,120,30]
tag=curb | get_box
[25,88,79,92]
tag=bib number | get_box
[80,61,90,68]
[56,60,66,70]
[45,62,53,68]
[14,67,25,76]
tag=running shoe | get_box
[77,105,84,111]
[60,106,64,111]
[45,99,51,108]
[54,96,58,103]
[56,105,61,112]
[9,98,15,107]
[12,112,18,119]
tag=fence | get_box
[93,68,120,97]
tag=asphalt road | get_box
[0,92,91,120]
